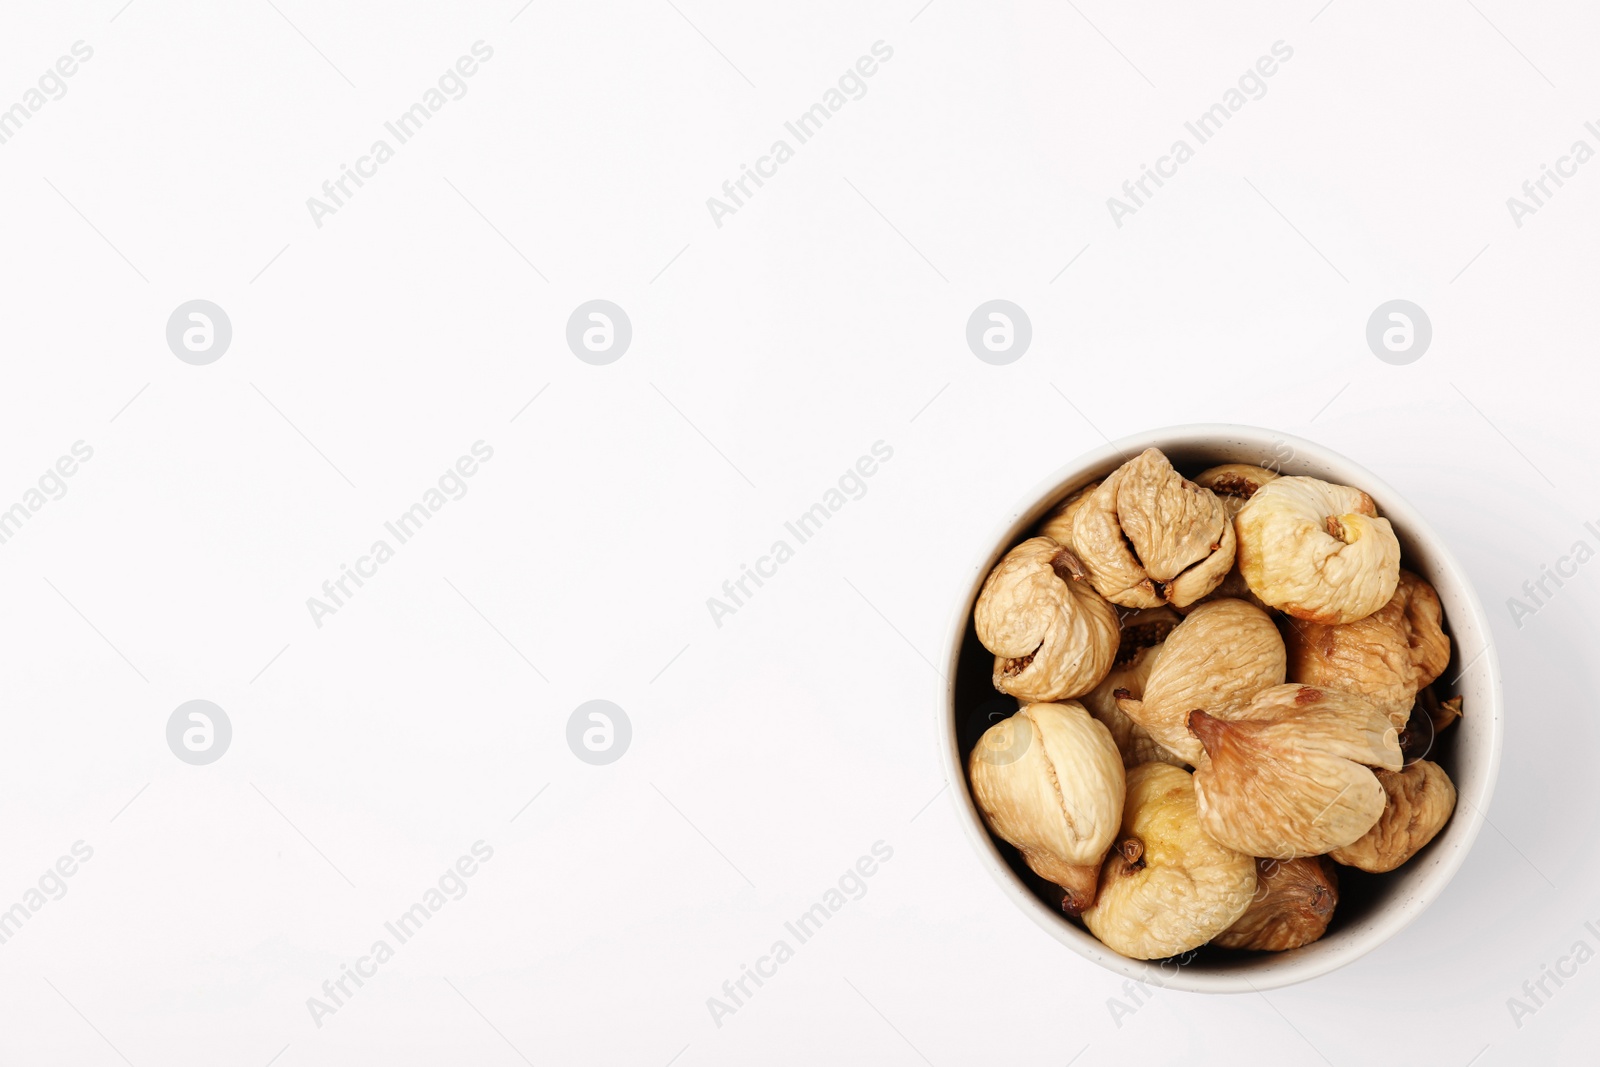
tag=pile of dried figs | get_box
[966,448,1463,960]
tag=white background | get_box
[1,1,1597,1064]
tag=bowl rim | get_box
[938,422,1504,993]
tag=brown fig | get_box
[1328,759,1457,873]
[1213,857,1339,951]
[1285,571,1451,727]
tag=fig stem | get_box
[1187,708,1225,752]
[1117,836,1145,869]
[1050,547,1090,583]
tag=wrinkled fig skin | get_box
[1081,609,1188,769]
[1194,464,1281,522]
[1236,476,1402,624]
[1213,857,1339,952]
[968,703,1126,913]
[1180,565,1270,615]
[1286,571,1452,727]
[1082,763,1256,960]
[1071,449,1237,609]
[1329,760,1457,873]
[1037,483,1099,549]
[1115,599,1286,765]
[975,537,1121,702]
[1112,451,1233,589]
[1183,465,1281,612]
[1189,684,1403,858]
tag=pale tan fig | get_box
[1194,464,1281,521]
[1286,571,1451,727]
[1180,566,1269,614]
[1071,449,1236,609]
[1081,608,1188,769]
[1189,684,1402,858]
[975,537,1120,702]
[1114,599,1286,765]
[1082,763,1256,959]
[1235,476,1401,624]
[1328,760,1457,873]
[1213,857,1338,952]
[969,702,1126,912]
[1184,465,1280,612]
[1037,482,1099,548]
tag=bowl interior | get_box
[943,425,1502,993]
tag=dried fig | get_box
[1194,464,1280,521]
[1328,759,1457,873]
[1071,449,1236,608]
[1114,599,1286,765]
[1213,857,1338,952]
[1082,763,1256,959]
[1235,475,1401,624]
[1188,684,1403,858]
[1414,688,1464,736]
[1182,465,1280,612]
[1396,690,1465,764]
[1081,608,1188,769]
[1037,482,1099,548]
[1181,567,1268,614]
[1286,571,1451,726]
[975,537,1120,702]
[969,702,1126,912]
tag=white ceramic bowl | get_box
[940,424,1503,992]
